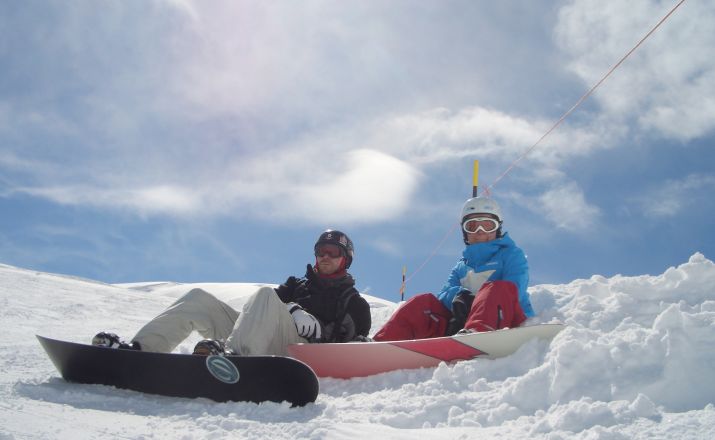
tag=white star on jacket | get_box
[460,269,496,294]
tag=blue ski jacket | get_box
[436,232,535,317]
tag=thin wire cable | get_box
[404,221,459,285]
[485,0,686,195]
[404,0,687,289]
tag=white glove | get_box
[287,303,322,339]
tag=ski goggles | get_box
[315,244,344,259]
[462,217,500,234]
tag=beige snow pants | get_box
[132,286,307,355]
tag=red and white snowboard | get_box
[287,323,565,379]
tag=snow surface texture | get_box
[1,254,714,439]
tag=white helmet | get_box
[460,197,503,222]
[460,197,503,244]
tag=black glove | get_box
[274,275,300,303]
[305,264,317,281]
[283,276,299,290]
[446,289,474,336]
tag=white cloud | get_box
[368,106,618,170]
[13,184,202,217]
[530,182,601,232]
[554,0,715,141]
[4,0,712,229]
[367,237,403,257]
[11,148,421,225]
[290,149,421,224]
[636,173,715,218]
[228,148,422,225]
[371,107,543,164]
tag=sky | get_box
[1,0,714,302]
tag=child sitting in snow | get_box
[374,196,535,341]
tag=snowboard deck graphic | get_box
[37,335,319,406]
[287,323,565,378]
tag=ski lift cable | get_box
[485,0,686,195]
[404,0,687,288]
[404,221,459,285]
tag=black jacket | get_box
[274,264,371,343]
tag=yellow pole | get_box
[472,160,479,197]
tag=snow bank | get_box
[531,252,715,413]
[1,255,714,439]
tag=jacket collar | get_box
[462,232,515,263]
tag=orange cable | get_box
[485,0,687,194]
[403,0,687,289]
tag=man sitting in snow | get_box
[93,230,371,355]
[373,196,535,341]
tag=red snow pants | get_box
[464,280,526,332]
[373,280,527,341]
[373,293,450,341]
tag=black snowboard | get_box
[37,335,319,406]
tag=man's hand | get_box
[287,303,322,339]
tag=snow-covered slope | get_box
[1,255,714,439]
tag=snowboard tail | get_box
[287,323,565,379]
[37,335,319,406]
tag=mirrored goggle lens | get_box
[462,217,500,234]
[315,244,343,258]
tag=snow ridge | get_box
[1,254,714,439]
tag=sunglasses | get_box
[315,244,344,259]
[462,217,500,234]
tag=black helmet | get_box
[314,229,354,269]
